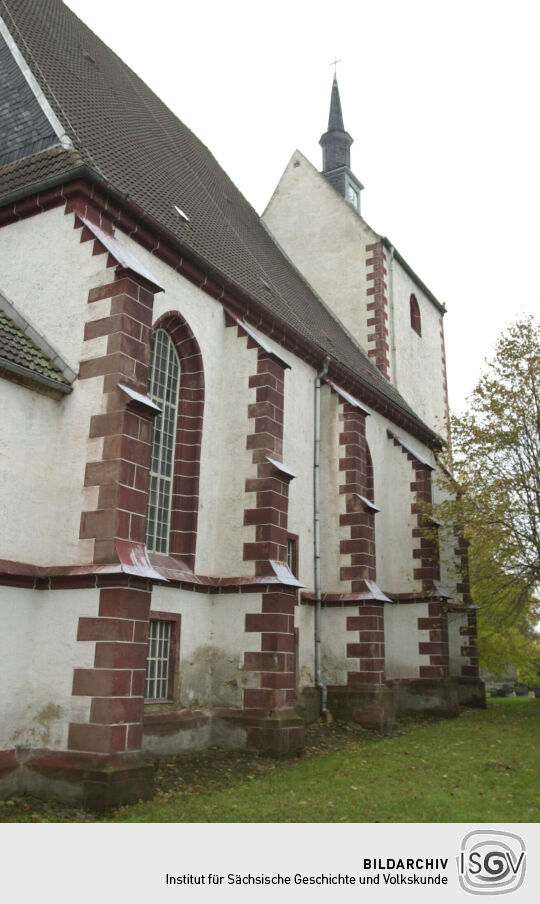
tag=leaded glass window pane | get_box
[146,329,180,553]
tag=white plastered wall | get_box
[282,352,315,590]
[296,603,315,688]
[301,382,437,596]
[385,602,430,679]
[316,390,437,595]
[320,607,353,686]
[0,205,443,601]
[263,152,378,356]
[389,258,447,438]
[264,154,450,443]
[117,233,268,578]
[431,466,464,602]
[150,585,263,709]
[318,386,345,591]
[448,610,468,676]
[366,411,435,594]
[0,207,116,371]
[264,159,444,595]
[120,225,337,584]
[209,328,259,576]
[0,206,268,576]
[0,586,98,749]
[0,208,117,565]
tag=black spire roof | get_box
[320,75,353,171]
[327,75,345,131]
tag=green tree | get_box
[436,315,540,674]
[472,556,539,680]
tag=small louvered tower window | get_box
[410,294,422,336]
[146,329,180,553]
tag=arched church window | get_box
[410,294,422,336]
[146,328,181,553]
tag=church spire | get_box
[327,75,346,135]
[319,75,352,172]
[319,75,363,212]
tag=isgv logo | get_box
[458,830,526,895]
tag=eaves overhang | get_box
[0,161,89,208]
[0,356,72,393]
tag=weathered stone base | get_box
[327,685,395,732]
[452,676,486,708]
[215,709,305,757]
[2,675,477,810]
[141,707,306,755]
[295,686,323,724]
[142,710,212,755]
[0,705,305,809]
[0,749,154,811]
[391,678,459,716]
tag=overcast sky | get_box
[65,0,540,413]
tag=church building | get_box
[0,0,484,809]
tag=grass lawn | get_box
[2,699,539,823]
[112,698,540,823]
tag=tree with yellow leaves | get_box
[437,315,539,677]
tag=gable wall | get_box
[263,153,378,359]
[264,155,450,440]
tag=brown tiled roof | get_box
[0,308,71,388]
[0,144,83,196]
[0,0,435,435]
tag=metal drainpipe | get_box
[314,357,330,716]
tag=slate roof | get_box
[327,76,346,133]
[0,25,58,165]
[0,0,437,437]
[0,307,71,389]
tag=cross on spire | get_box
[330,57,343,78]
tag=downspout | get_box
[314,357,330,717]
